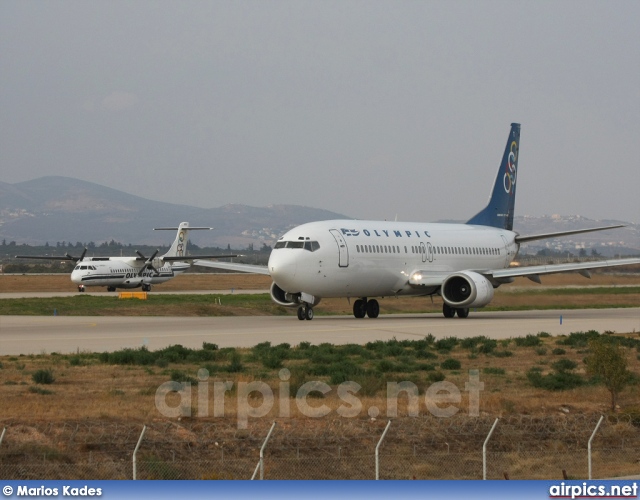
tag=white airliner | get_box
[195,123,640,320]
[16,222,235,292]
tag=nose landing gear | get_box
[297,305,314,321]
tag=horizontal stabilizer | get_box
[154,227,212,231]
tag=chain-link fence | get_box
[1,415,638,480]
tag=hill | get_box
[1,177,638,254]
[0,177,347,247]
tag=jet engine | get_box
[270,282,300,307]
[441,271,494,308]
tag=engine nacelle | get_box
[270,282,321,308]
[270,282,300,307]
[441,271,494,308]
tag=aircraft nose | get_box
[268,251,298,290]
[70,271,81,284]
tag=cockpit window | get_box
[304,241,320,251]
[273,240,320,252]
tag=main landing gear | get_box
[142,284,151,292]
[297,305,314,321]
[443,303,469,318]
[106,286,116,292]
[353,298,380,319]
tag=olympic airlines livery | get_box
[195,123,640,320]
[16,222,235,292]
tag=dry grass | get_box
[2,334,639,422]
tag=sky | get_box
[1,1,639,223]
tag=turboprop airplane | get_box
[16,222,235,292]
[194,123,640,320]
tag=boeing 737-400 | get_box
[16,222,235,292]
[195,123,640,320]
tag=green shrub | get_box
[428,371,445,382]
[29,386,54,395]
[32,369,55,385]
[526,369,584,391]
[483,367,505,375]
[535,347,547,356]
[552,348,567,355]
[435,337,458,352]
[202,342,218,351]
[493,350,513,358]
[415,349,437,360]
[170,370,197,384]
[514,334,542,347]
[552,359,578,372]
[441,359,461,370]
[226,353,244,373]
[537,332,551,338]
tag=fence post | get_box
[483,418,499,480]
[375,420,392,480]
[251,421,276,480]
[588,415,604,480]
[132,425,147,480]
[0,427,6,448]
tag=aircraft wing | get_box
[15,255,73,260]
[514,225,626,244]
[408,257,640,287]
[486,257,640,280]
[192,259,271,275]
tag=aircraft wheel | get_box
[142,284,151,292]
[443,303,455,318]
[456,308,470,318]
[107,286,116,292]
[353,299,367,319]
[366,299,380,318]
[305,306,314,320]
[297,307,306,321]
[78,286,85,293]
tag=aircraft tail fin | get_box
[155,222,211,259]
[466,123,521,231]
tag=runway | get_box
[1,308,638,355]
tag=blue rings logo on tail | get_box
[503,141,518,194]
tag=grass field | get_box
[1,272,640,316]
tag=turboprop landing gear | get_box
[297,305,314,320]
[107,286,116,292]
[77,285,85,293]
[142,284,151,292]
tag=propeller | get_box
[136,249,161,276]
[64,248,88,262]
